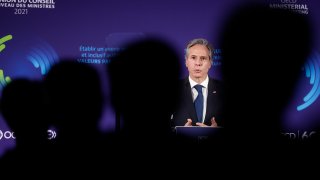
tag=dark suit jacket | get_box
[172,77,224,127]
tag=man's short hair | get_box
[185,38,213,61]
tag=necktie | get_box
[194,84,203,123]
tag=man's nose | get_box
[195,59,202,66]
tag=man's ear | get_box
[209,60,213,68]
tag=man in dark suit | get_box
[172,38,224,127]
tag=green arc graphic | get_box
[0,35,13,52]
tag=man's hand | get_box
[196,117,218,127]
[184,119,193,126]
[210,117,218,127]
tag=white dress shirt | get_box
[188,76,209,123]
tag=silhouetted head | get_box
[44,60,103,141]
[108,38,181,141]
[0,79,48,145]
[220,4,312,140]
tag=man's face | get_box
[186,44,212,81]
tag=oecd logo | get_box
[0,129,57,140]
[47,129,57,140]
[297,52,320,111]
[0,130,15,140]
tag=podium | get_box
[174,126,223,144]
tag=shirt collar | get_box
[189,76,209,89]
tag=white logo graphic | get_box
[0,129,56,140]
[0,130,15,140]
[47,129,57,140]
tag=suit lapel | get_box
[184,79,198,125]
[205,79,216,124]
